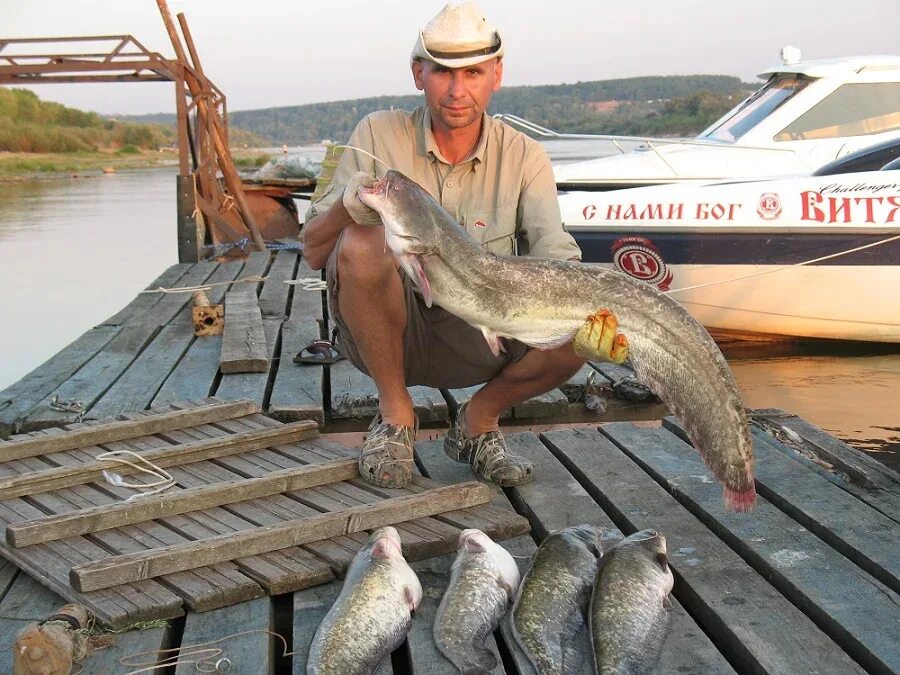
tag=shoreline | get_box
[0,149,271,182]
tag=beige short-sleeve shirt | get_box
[307,107,581,261]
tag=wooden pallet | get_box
[1,417,898,673]
[0,398,529,627]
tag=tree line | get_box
[224,75,755,144]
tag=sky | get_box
[3,0,899,116]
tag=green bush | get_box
[117,144,140,154]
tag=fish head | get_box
[617,529,674,596]
[368,526,403,560]
[357,169,446,255]
[458,529,521,596]
[358,170,450,306]
[558,524,607,559]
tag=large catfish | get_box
[358,170,755,511]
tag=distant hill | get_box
[123,74,756,145]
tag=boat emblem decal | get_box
[582,204,598,220]
[611,237,673,291]
[757,192,783,220]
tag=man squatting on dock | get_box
[302,2,621,487]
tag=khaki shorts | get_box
[325,233,528,389]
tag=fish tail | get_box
[724,485,757,513]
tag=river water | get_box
[1,159,897,469]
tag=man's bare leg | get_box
[335,224,415,428]
[335,225,418,488]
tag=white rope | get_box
[119,629,293,674]
[666,233,900,294]
[141,275,267,295]
[284,277,328,291]
[94,450,175,503]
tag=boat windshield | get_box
[700,75,812,143]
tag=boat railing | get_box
[493,113,817,175]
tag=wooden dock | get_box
[0,250,663,437]
[1,251,899,673]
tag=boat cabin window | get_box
[774,82,900,140]
[700,75,811,143]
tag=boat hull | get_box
[560,170,900,343]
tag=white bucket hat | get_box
[411,2,504,69]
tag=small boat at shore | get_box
[501,49,900,191]
[557,154,900,343]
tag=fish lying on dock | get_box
[358,171,756,512]
[590,529,674,674]
[433,529,521,672]
[307,527,422,675]
[511,525,607,674]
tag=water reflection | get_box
[0,170,177,389]
[722,342,900,470]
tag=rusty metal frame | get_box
[0,32,255,262]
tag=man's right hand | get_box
[342,172,382,226]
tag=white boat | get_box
[557,162,900,343]
[500,49,900,190]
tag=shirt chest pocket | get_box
[464,206,518,256]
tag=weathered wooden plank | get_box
[173,597,273,675]
[8,458,359,547]
[751,409,900,493]
[21,262,222,431]
[547,426,866,674]
[102,262,193,327]
[0,399,256,462]
[18,323,161,430]
[0,421,318,499]
[328,359,380,420]
[214,317,281,406]
[751,410,900,521]
[258,249,297,319]
[511,388,569,419]
[150,261,248,406]
[0,497,184,626]
[0,325,121,438]
[213,251,293,406]
[137,454,332,597]
[442,386,512,420]
[200,417,465,570]
[81,623,170,674]
[71,482,491,592]
[92,262,245,417]
[6,425,262,616]
[664,416,900,594]
[606,422,900,675]
[408,386,449,424]
[221,289,269,373]
[268,257,325,425]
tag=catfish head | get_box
[358,169,454,307]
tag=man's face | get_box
[412,58,503,132]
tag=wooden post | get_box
[156,0,267,253]
[176,173,200,262]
